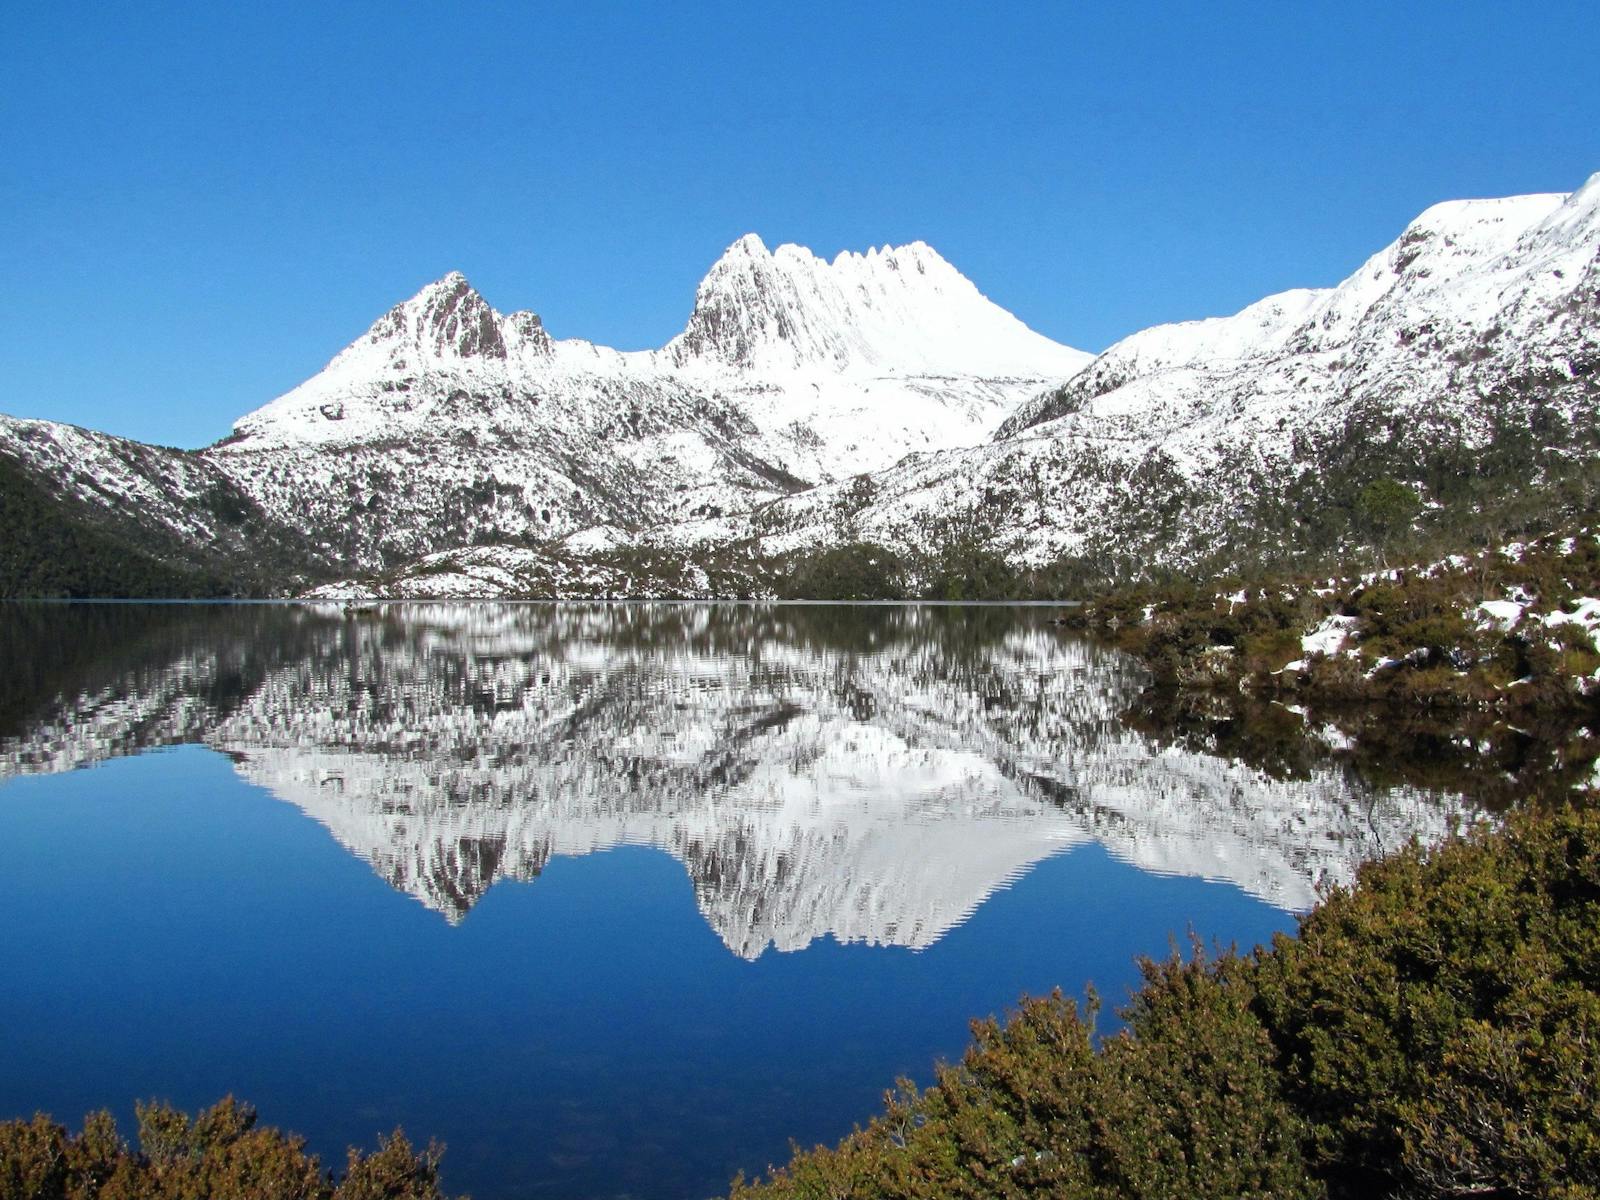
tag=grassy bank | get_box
[1044,528,1600,807]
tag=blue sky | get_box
[2,2,1597,448]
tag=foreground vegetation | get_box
[728,805,1600,1200]
[0,1098,455,1200]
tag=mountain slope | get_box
[0,450,228,597]
[0,415,334,596]
[6,174,1599,599]
[712,175,1600,581]
[0,236,1086,594]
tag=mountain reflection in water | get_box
[0,603,1477,958]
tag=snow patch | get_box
[1302,615,1359,658]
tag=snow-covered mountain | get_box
[0,605,1477,956]
[194,237,1087,572]
[3,175,1596,598]
[716,176,1600,574]
[665,235,1084,377]
[0,234,1085,590]
[0,411,334,592]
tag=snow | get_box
[3,174,1598,598]
[147,234,1094,576]
[221,237,1089,460]
[1544,597,1600,651]
[1302,615,1359,658]
[321,544,725,600]
[1477,600,1526,632]
[737,173,1600,577]
[666,235,1091,378]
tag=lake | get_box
[0,603,1479,1199]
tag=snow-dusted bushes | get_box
[1073,529,1600,717]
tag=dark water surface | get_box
[0,604,1476,1199]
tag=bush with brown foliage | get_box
[0,1097,455,1200]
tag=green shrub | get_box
[732,961,1319,1200]
[781,543,907,600]
[1089,952,1320,1200]
[730,807,1600,1200]
[1240,627,1304,674]
[919,545,1018,601]
[1253,806,1600,1199]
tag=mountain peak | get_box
[849,240,940,271]
[354,272,507,362]
[667,236,1088,377]
[724,232,770,259]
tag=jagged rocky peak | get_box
[667,233,1090,377]
[356,273,557,363]
[367,271,508,360]
[503,308,554,357]
[667,233,817,370]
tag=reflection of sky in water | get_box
[0,604,1479,1200]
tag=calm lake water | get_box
[0,603,1478,1199]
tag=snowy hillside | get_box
[0,234,1084,589]
[0,412,333,591]
[690,175,1600,579]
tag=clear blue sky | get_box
[2,2,1597,448]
